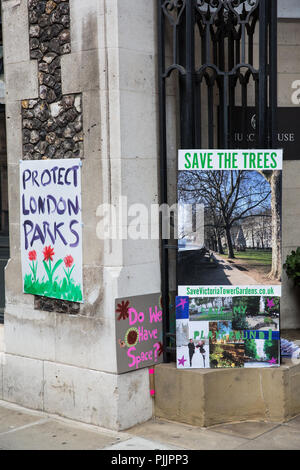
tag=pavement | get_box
[0,400,299,450]
[210,252,258,285]
[178,250,258,286]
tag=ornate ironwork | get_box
[0,11,3,76]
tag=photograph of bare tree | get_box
[178,169,282,286]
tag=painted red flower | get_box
[64,255,74,268]
[116,300,130,321]
[28,250,37,261]
[43,245,55,262]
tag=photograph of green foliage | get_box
[189,297,233,321]
[209,321,243,345]
[244,339,280,368]
[232,296,280,331]
[209,343,245,369]
[189,296,280,332]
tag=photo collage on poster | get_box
[176,150,282,369]
[176,295,280,369]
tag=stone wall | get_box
[277,21,300,329]
[220,21,300,328]
[278,0,300,18]
[23,0,83,163]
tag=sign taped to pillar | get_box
[20,158,83,303]
[176,150,282,369]
[115,293,164,373]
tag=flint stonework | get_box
[22,0,83,163]
[22,0,83,312]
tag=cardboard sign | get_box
[20,158,83,302]
[115,293,164,374]
[177,150,282,369]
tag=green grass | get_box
[190,312,233,321]
[220,249,272,266]
[24,274,83,302]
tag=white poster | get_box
[20,158,83,302]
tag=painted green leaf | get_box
[43,260,51,278]
[52,259,63,275]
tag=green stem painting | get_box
[24,247,83,302]
[24,274,83,302]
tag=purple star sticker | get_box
[178,355,187,367]
[268,357,277,365]
[267,298,275,309]
[176,298,188,310]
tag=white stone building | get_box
[242,213,272,250]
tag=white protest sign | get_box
[20,158,83,302]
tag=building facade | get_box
[0,0,300,431]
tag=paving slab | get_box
[0,401,299,450]
[0,407,42,434]
[235,426,300,450]
[128,418,248,450]
[210,421,279,439]
[285,414,300,431]
[103,437,180,450]
[0,418,121,450]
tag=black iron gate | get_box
[0,10,7,325]
[158,0,278,361]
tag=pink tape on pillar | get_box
[149,369,155,396]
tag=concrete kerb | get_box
[154,361,300,427]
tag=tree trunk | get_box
[259,170,282,281]
[215,229,224,254]
[225,225,234,258]
[210,236,217,251]
[269,171,282,280]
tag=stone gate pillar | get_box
[1,0,160,430]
